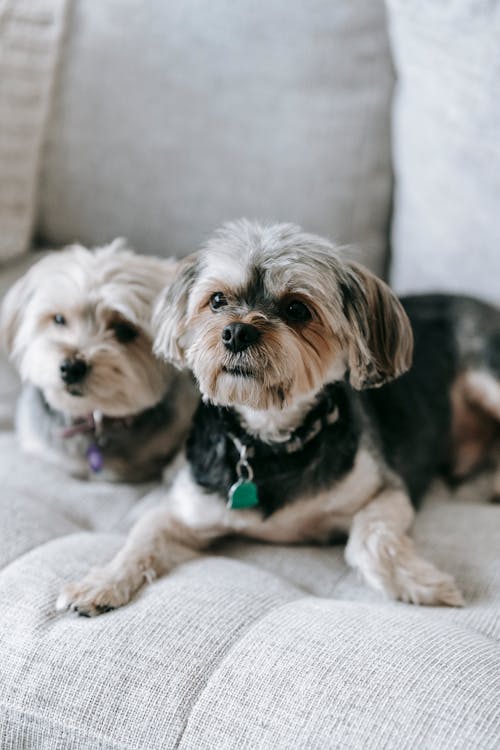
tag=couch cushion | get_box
[0,425,499,749]
[37,0,394,274]
[388,0,500,304]
[178,599,499,750]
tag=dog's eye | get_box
[210,292,228,311]
[112,322,138,343]
[283,300,312,323]
[53,314,67,326]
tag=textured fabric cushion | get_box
[37,0,394,274]
[0,405,499,747]
[387,0,500,304]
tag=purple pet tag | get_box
[87,443,103,473]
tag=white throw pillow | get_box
[388,0,500,304]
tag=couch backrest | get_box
[35,0,394,274]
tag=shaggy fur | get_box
[1,240,198,481]
[56,222,500,614]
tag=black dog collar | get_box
[222,387,340,509]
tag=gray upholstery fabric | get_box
[0,426,499,750]
[387,0,500,304]
[37,0,394,275]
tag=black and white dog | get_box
[57,221,500,614]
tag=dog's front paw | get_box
[389,556,465,607]
[346,529,465,607]
[56,567,135,617]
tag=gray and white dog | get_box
[1,240,198,482]
[57,221,500,614]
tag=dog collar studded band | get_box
[275,404,340,454]
[225,402,340,460]
[226,434,259,509]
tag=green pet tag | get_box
[226,435,259,510]
[228,479,259,510]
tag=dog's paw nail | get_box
[441,587,465,608]
[55,592,71,612]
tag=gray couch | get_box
[0,1,499,748]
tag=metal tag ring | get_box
[236,459,254,482]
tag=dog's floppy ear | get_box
[152,253,199,368]
[340,261,413,389]
[0,271,34,358]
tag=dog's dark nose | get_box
[60,358,88,385]
[222,322,260,353]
